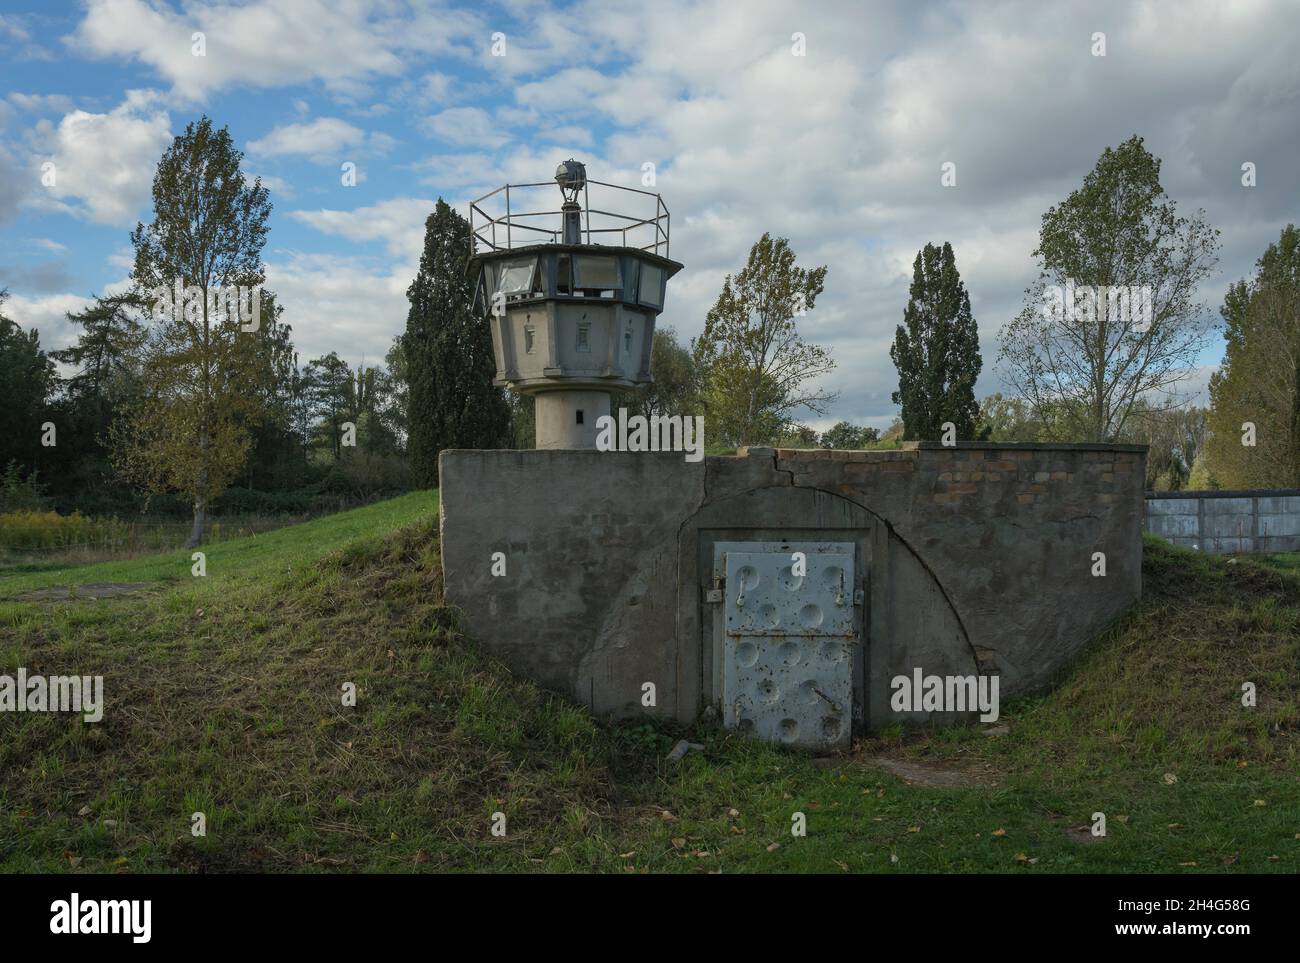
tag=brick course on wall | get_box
[1145,490,1300,554]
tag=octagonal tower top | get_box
[466,162,684,449]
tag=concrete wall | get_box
[439,442,1146,731]
[1145,490,1300,554]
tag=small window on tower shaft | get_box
[576,410,584,425]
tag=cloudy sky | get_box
[1,0,1298,431]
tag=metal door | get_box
[721,544,856,749]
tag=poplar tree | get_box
[1205,224,1300,487]
[890,242,983,441]
[113,116,273,546]
[402,199,510,486]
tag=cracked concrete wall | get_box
[439,441,1145,728]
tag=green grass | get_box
[2,499,1299,873]
[0,493,435,597]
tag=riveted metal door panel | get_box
[722,545,855,750]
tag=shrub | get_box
[0,510,92,548]
[0,461,48,513]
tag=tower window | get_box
[576,410,584,425]
[576,322,590,351]
[524,324,536,353]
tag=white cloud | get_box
[69,0,482,101]
[7,93,77,114]
[266,252,409,364]
[247,118,364,160]
[27,89,172,226]
[1,292,93,352]
[289,197,436,262]
[424,107,510,148]
[246,171,295,200]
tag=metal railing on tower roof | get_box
[469,178,670,258]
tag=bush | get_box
[0,461,48,513]
[216,487,314,516]
[0,510,108,549]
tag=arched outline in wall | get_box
[674,480,979,723]
[812,484,980,669]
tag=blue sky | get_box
[2,0,1298,431]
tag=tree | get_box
[46,292,148,498]
[619,326,698,420]
[819,421,879,449]
[239,293,301,490]
[693,233,835,447]
[1127,402,1207,490]
[305,352,355,461]
[0,289,56,476]
[402,198,510,486]
[976,393,1042,442]
[1205,225,1300,487]
[381,336,409,452]
[997,135,1220,442]
[890,242,982,441]
[112,116,274,546]
[51,292,147,425]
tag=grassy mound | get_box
[2,496,1298,873]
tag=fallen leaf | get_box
[992,828,1007,837]
[671,837,686,849]
[1163,773,1178,785]
[1254,799,1267,807]
[766,842,781,852]
[618,851,636,859]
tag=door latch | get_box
[705,575,724,604]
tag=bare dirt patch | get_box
[19,582,156,601]
[813,750,998,788]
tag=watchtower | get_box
[468,160,684,448]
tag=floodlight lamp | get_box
[555,158,586,203]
